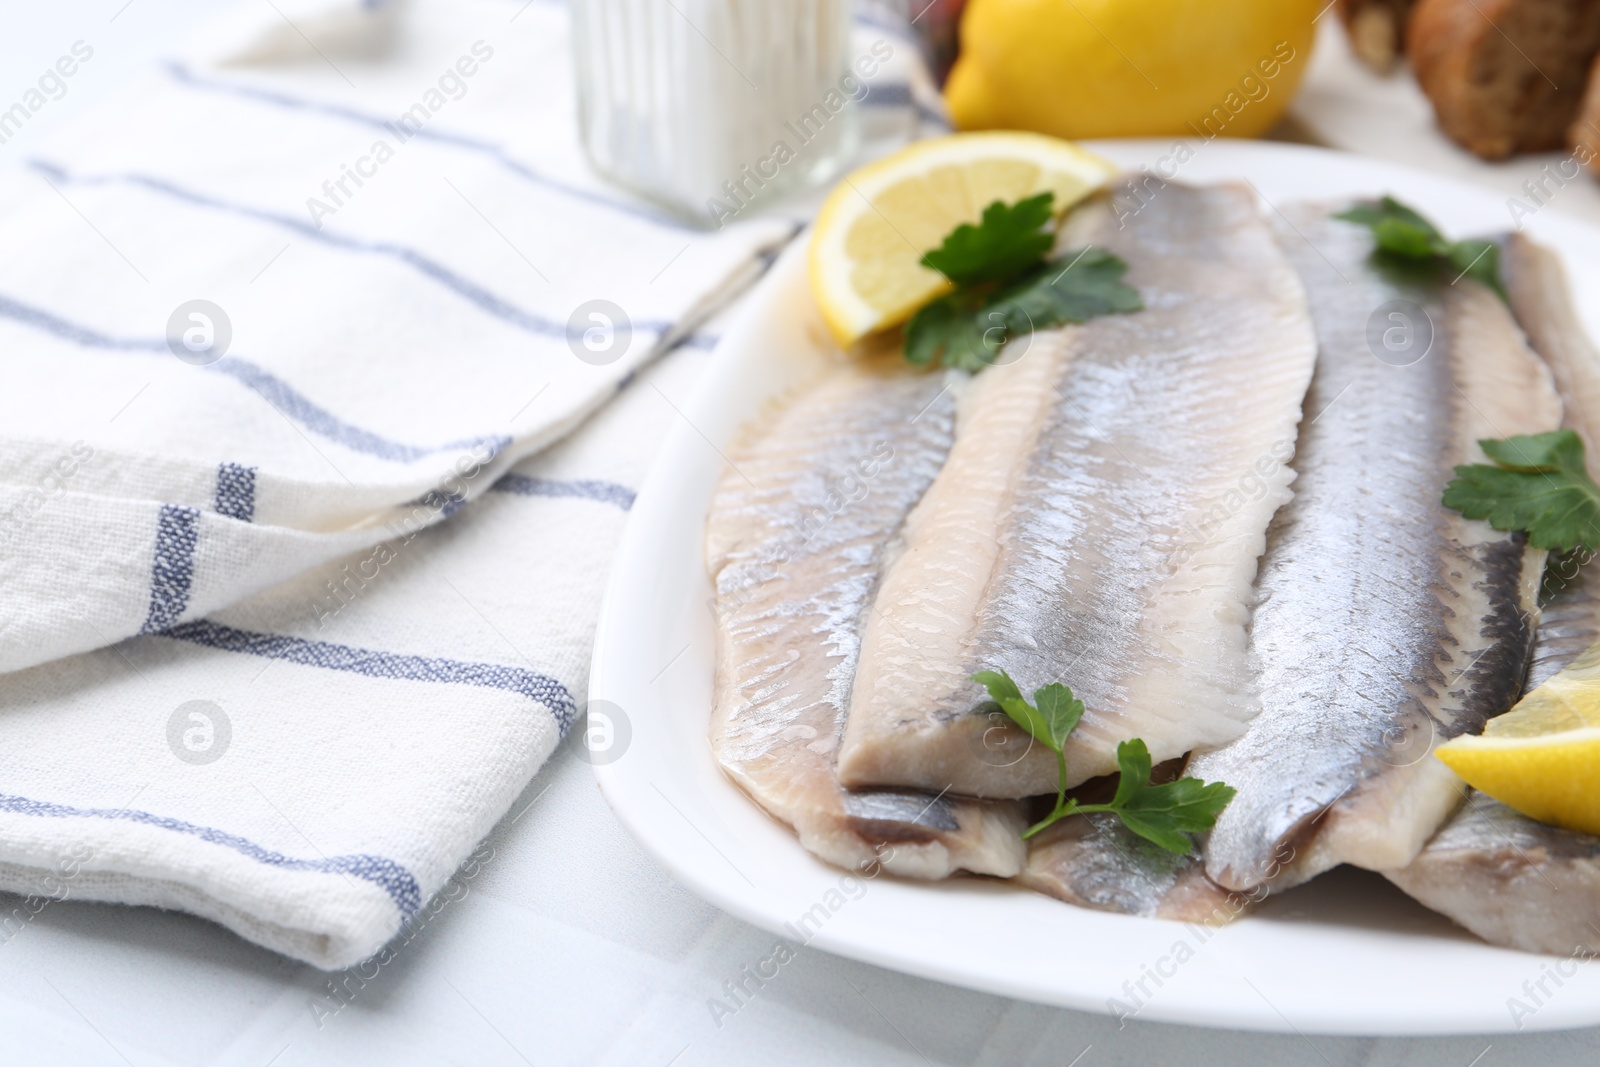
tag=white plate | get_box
[590,141,1600,1035]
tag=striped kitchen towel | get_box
[0,0,944,966]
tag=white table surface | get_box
[3,5,1599,1064]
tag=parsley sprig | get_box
[1443,430,1600,553]
[905,192,1142,372]
[973,669,1236,851]
[1334,196,1506,299]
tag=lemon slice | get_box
[808,132,1116,347]
[1436,639,1600,834]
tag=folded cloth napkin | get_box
[0,0,945,967]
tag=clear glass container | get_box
[571,0,859,227]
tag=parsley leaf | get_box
[905,249,1142,372]
[1106,740,1237,855]
[971,670,1235,851]
[1446,238,1504,298]
[1032,683,1086,750]
[1335,196,1507,299]
[973,670,1082,750]
[921,192,1057,286]
[1443,429,1600,552]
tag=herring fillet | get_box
[1019,812,1247,922]
[1190,204,1562,893]
[1389,609,1600,958]
[1388,612,1600,956]
[707,357,1026,880]
[1503,231,1600,460]
[1383,233,1600,955]
[1505,229,1600,691]
[837,182,1318,798]
[1383,794,1600,955]
[1018,761,1248,922]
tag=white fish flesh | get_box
[707,356,1026,879]
[1191,204,1562,893]
[1503,231,1600,458]
[837,181,1318,799]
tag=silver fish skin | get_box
[1019,776,1250,922]
[1021,814,1247,923]
[1384,794,1600,956]
[1385,233,1600,954]
[707,356,1026,880]
[1191,203,1562,893]
[838,182,1318,799]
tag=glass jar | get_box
[570,0,859,227]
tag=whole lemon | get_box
[946,0,1320,140]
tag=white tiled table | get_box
[3,7,1598,1064]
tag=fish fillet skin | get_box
[1384,794,1600,955]
[707,356,1026,880]
[1020,813,1249,923]
[837,181,1318,798]
[1191,204,1562,893]
[1385,234,1600,954]
[1018,761,1251,922]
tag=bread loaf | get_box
[1572,52,1600,173]
[1337,0,1417,71]
[1408,0,1600,160]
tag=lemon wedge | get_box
[807,132,1116,347]
[1436,639,1600,834]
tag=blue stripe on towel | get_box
[0,792,422,917]
[214,462,257,522]
[859,83,949,127]
[30,161,680,342]
[159,620,577,731]
[489,473,634,511]
[140,505,200,634]
[0,292,507,465]
[163,62,699,234]
[209,358,510,464]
